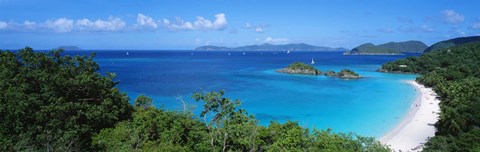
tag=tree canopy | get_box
[0,47,133,151]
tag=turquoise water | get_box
[65,51,418,138]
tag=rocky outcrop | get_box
[276,68,321,75]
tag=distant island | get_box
[194,43,348,51]
[344,40,427,55]
[55,46,82,50]
[423,36,480,53]
[277,62,322,75]
[277,62,361,79]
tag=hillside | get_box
[346,43,401,55]
[194,43,348,51]
[345,40,427,55]
[423,36,480,53]
[378,40,427,53]
[379,41,480,151]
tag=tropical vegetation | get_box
[380,41,480,151]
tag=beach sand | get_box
[379,80,441,152]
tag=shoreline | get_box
[379,80,440,152]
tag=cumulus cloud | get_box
[162,13,227,31]
[74,17,125,32]
[243,22,267,33]
[43,17,126,33]
[45,18,74,32]
[442,10,464,24]
[135,13,158,30]
[265,37,289,44]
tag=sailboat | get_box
[310,58,315,64]
[126,52,129,56]
[287,50,291,54]
[243,52,246,55]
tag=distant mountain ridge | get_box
[345,40,427,55]
[194,43,348,51]
[424,36,480,53]
[55,46,82,50]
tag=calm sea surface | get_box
[65,50,419,138]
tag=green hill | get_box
[423,36,480,53]
[345,40,427,55]
[378,40,427,53]
[346,43,401,55]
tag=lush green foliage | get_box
[95,91,390,151]
[93,98,210,151]
[424,36,480,52]
[338,69,360,77]
[380,41,480,151]
[287,62,318,71]
[0,47,133,151]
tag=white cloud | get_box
[162,18,194,31]
[75,17,125,32]
[0,21,7,29]
[255,27,264,33]
[265,37,289,44]
[44,17,125,33]
[243,22,267,33]
[213,13,227,30]
[135,13,158,30]
[162,13,227,31]
[442,10,464,24]
[45,18,74,32]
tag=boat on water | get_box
[243,52,246,55]
[228,52,231,56]
[287,50,291,54]
[126,52,129,56]
[311,58,315,64]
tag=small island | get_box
[277,62,362,79]
[276,62,321,75]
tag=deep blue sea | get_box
[65,50,419,138]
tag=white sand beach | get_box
[379,80,441,152]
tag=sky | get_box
[0,0,479,50]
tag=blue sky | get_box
[0,0,479,50]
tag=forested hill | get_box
[423,36,480,53]
[378,40,427,53]
[380,41,480,151]
[345,40,427,55]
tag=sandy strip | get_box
[379,80,441,152]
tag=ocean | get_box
[64,50,419,138]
